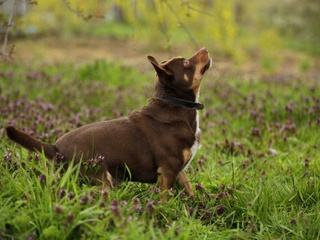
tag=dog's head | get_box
[147,48,212,101]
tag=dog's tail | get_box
[6,126,57,159]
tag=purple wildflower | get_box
[110,199,121,217]
[67,212,74,223]
[216,205,226,215]
[251,127,261,137]
[195,183,204,191]
[101,189,109,199]
[79,193,90,205]
[99,201,106,208]
[59,189,66,198]
[68,192,75,201]
[38,174,46,182]
[146,201,155,215]
[290,218,297,225]
[55,204,62,214]
[133,198,140,204]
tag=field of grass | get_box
[0,55,319,239]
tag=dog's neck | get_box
[154,97,204,110]
[153,81,204,110]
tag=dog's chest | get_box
[183,111,201,170]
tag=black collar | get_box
[154,97,204,110]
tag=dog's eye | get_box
[183,59,190,67]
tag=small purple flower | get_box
[195,183,204,191]
[135,205,143,215]
[153,221,158,228]
[59,189,66,198]
[215,192,228,201]
[110,199,121,217]
[68,192,75,201]
[33,153,40,161]
[304,158,311,167]
[101,190,109,199]
[79,193,90,205]
[87,158,94,165]
[161,228,168,233]
[54,152,65,161]
[251,127,261,137]
[285,103,295,113]
[189,206,194,216]
[290,218,297,225]
[25,232,37,240]
[67,212,74,223]
[216,205,226,215]
[198,201,206,209]
[3,151,12,164]
[97,155,105,164]
[154,188,161,194]
[146,201,155,215]
[203,210,213,219]
[133,198,140,204]
[38,174,46,182]
[280,122,296,134]
[90,190,97,197]
[198,159,204,168]
[55,204,62,214]
[100,201,106,208]
[180,192,187,200]
[241,160,248,168]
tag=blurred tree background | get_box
[0,0,319,67]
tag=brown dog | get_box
[6,48,212,197]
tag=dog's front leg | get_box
[157,166,178,199]
[104,170,114,189]
[90,170,114,191]
[177,171,194,197]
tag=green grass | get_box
[0,59,319,239]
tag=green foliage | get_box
[116,0,240,55]
[1,57,319,239]
[10,0,317,58]
[77,60,141,87]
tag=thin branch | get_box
[151,0,171,43]
[163,0,199,49]
[61,0,104,21]
[183,2,216,18]
[0,0,8,6]
[1,0,17,62]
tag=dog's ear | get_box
[147,55,172,77]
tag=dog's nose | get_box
[190,48,209,60]
[200,47,208,53]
